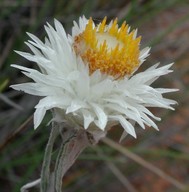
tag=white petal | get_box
[25,42,43,56]
[106,103,145,129]
[35,96,70,109]
[91,79,114,98]
[14,51,51,65]
[110,115,136,138]
[75,66,90,99]
[91,103,107,130]
[54,19,68,41]
[11,64,36,73]
[139,47,150,61]
[83,111,94,129]
[34,107,46,129]
[66,100,86,114]
[140,112,159,130]
[156,88,179,94]
[27,32,44,47]
[119,131,128,143]
[137,105,161,121]
[10,83,47,96]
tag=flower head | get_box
[73,17,141,78]
[11,16,177,139]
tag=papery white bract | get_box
[11,16,177,139]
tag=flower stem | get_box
[54,129,90,192]
[40,123,59,192]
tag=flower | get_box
[11,16,177,139]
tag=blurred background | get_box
[0,0,189,191]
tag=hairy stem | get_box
[40,123,59,192]
[54,129,90,192]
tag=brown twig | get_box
[102,137,187,191]
[107,162,138,192]
[0,93,23,110]
[95,146,138,192]
[0,115,33,151]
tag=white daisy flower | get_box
[11,16,177,139]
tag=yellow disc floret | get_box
[73,17,141,78]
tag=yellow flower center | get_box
[73,17,141,78]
